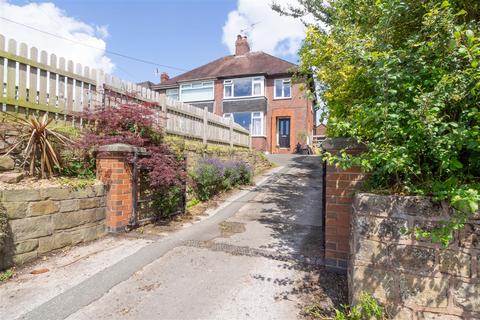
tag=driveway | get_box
[1,155,346,320]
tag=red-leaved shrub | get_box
[78,104,185,193]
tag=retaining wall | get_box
[184,148,271,176]
[350,193,480,319]
[0,182,106,269]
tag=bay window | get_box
[180,81,214,102]
[224,111,264,136]
[274,78,291,99]
[224,77,264,99]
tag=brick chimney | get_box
[235,35,250,56]
[160,72,170,83]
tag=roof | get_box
[137,81,155,90]
[153,51,297,90]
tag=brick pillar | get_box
[322,138,367,271]
[96,143,145,232]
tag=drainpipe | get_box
[129,150,139,229]
[321,148,327,262]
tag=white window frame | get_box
[165,88,179,101]
[274,78,292,99]
[251,111,264,137]
[223,76,265,99]
[179,80,214,102]
[223,111,265,137]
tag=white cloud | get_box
[222,0,312,57]
[0,0,114,73]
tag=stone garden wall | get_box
[184,147,271,175]
[350,193,480,319]
[0,183,106,270]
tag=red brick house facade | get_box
[151,35,314,154]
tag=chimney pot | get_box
[160,72,170,83]
[235,34,250,56]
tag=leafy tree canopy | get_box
[277,0,480,246]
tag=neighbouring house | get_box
[137,81,156,90]
[313,123,327,147]
[150,35,315,154]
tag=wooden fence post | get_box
[229,118,234,148]
[203,106,208,146]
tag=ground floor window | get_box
[224,111,264,136]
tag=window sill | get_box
[273,97,292,100]
[251,135,267,138]
[223,96,266,101]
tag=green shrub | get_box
[190,157,252,201]
[60,155,96,179]
[334,292,385,320]
[151,187,184,219]
[190,158,225,201]
[187,197,200,208]
[0,268,14,282]
[287,0,480,246]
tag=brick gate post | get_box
[321,138,367,271]
[96,143,145,232]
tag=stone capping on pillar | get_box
[95,143,146,233]
[97,143,147,154]
[321,137,367,272]
[320,137,366,154]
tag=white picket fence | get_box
[0,34,251,148]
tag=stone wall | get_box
[350,193,480,319]
[178,143,271,176]
[0,183,106,270]
[0,121,22,164]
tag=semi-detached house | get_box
[151,35,314,154]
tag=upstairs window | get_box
[224,77,264,99]
[166,88,179,101]
[274,79,291,99]
[180,81,214,102]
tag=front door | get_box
[278,118,291,148]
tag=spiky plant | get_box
[3,113,72,178]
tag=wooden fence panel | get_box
[29,47,38,106]
[6,39,16,103]
[38,51,48,106]
[48,54,57,109]
[18,43,28,103]
[66,60,74,113]
[58,57,66,112]
[0,35,4,105]
[0,33,250,147]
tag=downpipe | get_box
[127,150,139,231]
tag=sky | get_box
[0,0,310,84]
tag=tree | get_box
[277,0,480,246]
